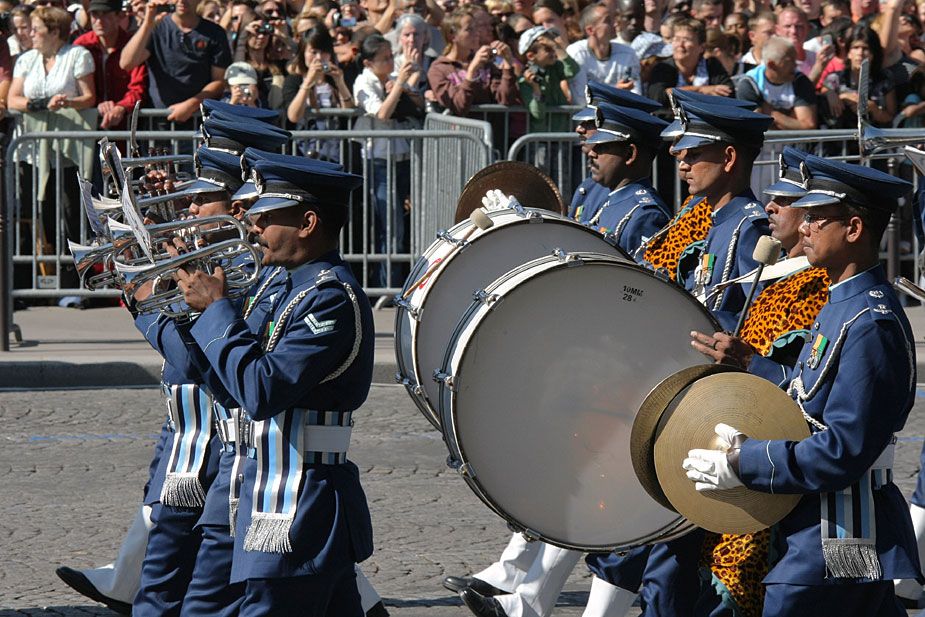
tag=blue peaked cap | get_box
[662,89,758,138]
[792,154,912,212]
[585,102,670,145]
[200,114,291,154]
[201,99,280,123]
[249,155,363,216]
[764,147,811,198]
[666,98,772,154]
[572,80,662,122]
[186,146,245,195]
[233,148,343,201]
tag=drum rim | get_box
[399,210,628,428]
[440,253,713,550]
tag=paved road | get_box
[1,385,924,616]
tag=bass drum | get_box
[438,252,717,551]
[395,207,629,428]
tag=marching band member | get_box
[684,155,921,616]
[688,146,830,617]
[130,121,290,617]
[176,156,374,616]
[583,94,774,617]
[582,102,670,255]
[453,89,672,617]
[568,81,661,225]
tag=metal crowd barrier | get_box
[1,127,491,347]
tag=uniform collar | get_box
[608,178,651,200]
[710,190,759,225]
[827,263,885,303]
[286,250,343,287]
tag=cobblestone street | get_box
[1,384,924,616]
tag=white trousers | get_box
[581,575,637,617]
[476,533,544,593]
[80,504,154,603]
[494,543,582,617]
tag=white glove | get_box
[682,423,746,492]
[480,189,514,212]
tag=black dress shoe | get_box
[460,588,509,617]
[366,600,390,617]
[55,566,133,615]
[442,575,506,596]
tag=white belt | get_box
[303,424,352,453]
[217,418,237,445]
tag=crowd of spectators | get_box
[0,0,916,138]
[2,0,924,299]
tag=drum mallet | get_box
[402,208,495,299]
[732,235,782,337]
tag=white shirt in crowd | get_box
[14,44,94,101]
[352,66,412,160]
[566,38,642,103]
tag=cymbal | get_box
[631,364,741,510]
[454,161,564,223]
[653,372,810,534]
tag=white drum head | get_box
[396,209,627,428]
[442,254,716,550]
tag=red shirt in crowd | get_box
[73,28,146,127]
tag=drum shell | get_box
[395,208,629,428]
[439,253,717,552]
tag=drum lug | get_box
[473,289,500,306]
[395,374,425,396]
[521,528,541,543]
[458,462,476,479]
[394,297,421,320]
[436,229,470,250]
[433,370,456,391]
[553,248,583,266]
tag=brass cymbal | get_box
[454,161,565,223]
[631,364,741,510]
[653,372,810,534]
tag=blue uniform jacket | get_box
[591,180,671,256]
[568,176,609,224]
[738,265,921,585]
[189,251,375,581]
[679,191,769,329]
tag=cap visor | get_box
[660,119,683,140]
[184,178,230,195]
[586,131,629,145]
[232,180,258,202]
[248,196,303,216]
[763,181,807,198]
[572,107,596,122]
[669,134,720,154]
[791,191,843,208]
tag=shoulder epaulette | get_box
[865,288,897,321]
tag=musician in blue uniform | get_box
[582,102,670,255]
[576,96,775,617]
[568,81,661,225]
[130,116,292,617]
[670,97,774,327]
[176,156,375,616]
[684,154,922,616]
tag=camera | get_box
[155,4,176,13]
[821,33,834,48]
[322,61,330,73]
[27,97,50,112]
[257,20,274,34]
